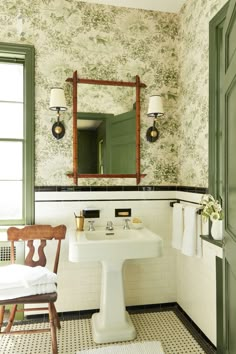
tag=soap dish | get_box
[131,217,143,229]
[132,223,143,229]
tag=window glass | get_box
[0,181,22,219]
[0,62,24,221]
[0,43,34,225]
[0,141,23,180]
[0,63,23,102]
[0,102,23,139]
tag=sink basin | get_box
[69,226,162,262]
[69,225,162,344]
[85,229,140,240]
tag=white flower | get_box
[210,212,220,221]
[200,194,223,221]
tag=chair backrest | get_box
[7,225,66,274]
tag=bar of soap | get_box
[131,217,143,229]
[132,217,142,223]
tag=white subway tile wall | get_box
[175,191,223,346]
[35,190,222,345]
[35,191,175,311]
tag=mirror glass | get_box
[77,84,136,175]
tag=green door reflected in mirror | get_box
[77,107,136,174]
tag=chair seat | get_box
[0,292,57,305]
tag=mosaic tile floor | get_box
[0,310,216,354]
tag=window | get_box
[0,43,34,225]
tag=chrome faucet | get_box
[123,219,130,230]
[88,220,95,231]
[106,221,114,231]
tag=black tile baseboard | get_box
[35,185,208,194]
[175,304,216,354]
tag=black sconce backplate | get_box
[146,126,159,143]
[52,121,65,140]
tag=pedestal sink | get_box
[69,225,162,344]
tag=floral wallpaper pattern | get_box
[177,0,228,187]
[0,0,228,187]
[0,0,179,186]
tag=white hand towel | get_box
[196,214,203,258]
[181,205,198,257]
[172,203,184,250]
[0,264,57,289]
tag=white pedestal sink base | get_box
[91,260,136,344]
[91,311,136,344]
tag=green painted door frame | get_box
[209,3,228,353]
[209,2,228,199]
[222,0,236,352]
[209,1,236,353]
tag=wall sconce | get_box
[146,95,164,142]
[49,87,67,139]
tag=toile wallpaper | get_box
[0,0,179,186]
[178,0,228,187]
[0,0,228,187]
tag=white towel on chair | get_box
[172,203,184,250]
[0,264,57,289]
[0,283,57,300]
[181,205,198,257]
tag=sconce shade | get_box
[49,88,67,111]
[147,95,164,118]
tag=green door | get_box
[222,0,236,352]
[106,109,136,174]
[78,130,98,173]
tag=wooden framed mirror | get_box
[66,71,146,185]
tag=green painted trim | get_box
[0,42,35,225]
[216,256,223,354]
[209,5,229,354]
[24,45,35,224]
[209,2,229,199]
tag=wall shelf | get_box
[200,235,223,248]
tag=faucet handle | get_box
[106,221,114,230]
[88,220,95,231]
[123,219,130,230]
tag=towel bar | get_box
[169,199,203,214]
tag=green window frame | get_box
[0,42,35,225]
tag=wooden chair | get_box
[0,224,66,354]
